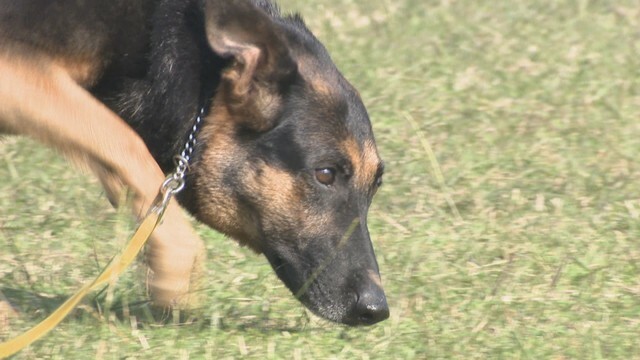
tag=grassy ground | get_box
[2,0,640,358]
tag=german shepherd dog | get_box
[0,0,388,326]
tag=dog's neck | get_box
[92,0,225,170]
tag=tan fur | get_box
[192,102,304,251]
[342,137,381,190]
[298,56,382,192]
[218,45,282,128]
[193,101,331,251]
[190,105,270,254]
[297,56,337,97]
[0,52,204,309]
[361,139,382,185]
[217,39,260,97]
[54,57,102,88]
[309,77,333,96]
[250,163,300,215]
[253,85,282,120]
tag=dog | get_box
[0,0,388,326]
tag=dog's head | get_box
[190,0,388,325]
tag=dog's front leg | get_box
[0,56,204,310]
[146,206,206,310]
[90,164,206,310]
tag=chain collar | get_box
[158,106,206,209]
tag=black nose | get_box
[345,285,389,326]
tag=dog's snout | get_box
[346,281,389,326]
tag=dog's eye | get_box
[315,168,336,186]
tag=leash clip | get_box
[156,172,185,214]
[148,106,205,217]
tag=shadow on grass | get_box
[2,287,311,334]
[1,287,69,317]
[1,286,160,330]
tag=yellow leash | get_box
[0,181,174,358]
[0,106,206,359]
[0,206,162,358]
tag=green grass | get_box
[2,0,640,358]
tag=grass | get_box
[2,0,640,358]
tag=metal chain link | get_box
[157,107,205,210]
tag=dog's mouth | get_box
[265,251,301,291]
[263,248,389,326]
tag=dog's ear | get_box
[204,0,296,131]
